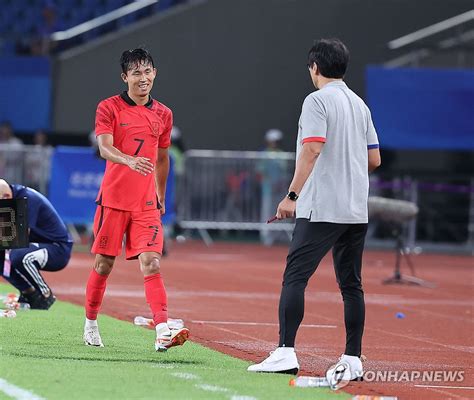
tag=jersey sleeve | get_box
[158,109,173,149]
[366,107,379,149]
[300,95,327,144]
[95,101,114,136]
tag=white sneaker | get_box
[247,347,299,374]
[326,354,363,389]
[155,326,190,352]
[83,326,104,347]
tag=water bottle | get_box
[1,310,17,318]
[134,316,154,327]
[134,316,184,329]
[18,303,31,311]
[1,293,17,306]
[289,376,330,387]
[167,318,184,330]
[4,300,30,311]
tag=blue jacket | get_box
[11,184,73,244]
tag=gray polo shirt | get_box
[296,80,379,223]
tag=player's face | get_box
[122,62,157,98]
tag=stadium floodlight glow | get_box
[388,9,474,50]
[51,0,159,42]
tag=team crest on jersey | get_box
[151,122,160,136]
[99,236,108,248]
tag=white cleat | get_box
[83,326,104,347]
[247,347,299,374]
[326,354,364,389]
[155,327,190,352]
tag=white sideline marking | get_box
[414,384,474,390]
[150,364,175,369]
[195,384,230,392]
[191,320,337,329]
[170,372,199,380]
[171,372,258,399]
[0,378,45,400]
[231,397,258,400]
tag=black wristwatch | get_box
[287,191,299,201]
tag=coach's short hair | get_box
[308,38,350,79]
[120,47,155,74]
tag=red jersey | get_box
[95,91,172,211]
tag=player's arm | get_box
[276,141,323,219]
[97,134,154,176]
[155,147,170,215]
[368,148,381,172]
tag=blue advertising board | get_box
[48,146,104,224]
[366,66,474,150]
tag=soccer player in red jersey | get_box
[83,48,189,351]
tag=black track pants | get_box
[278,219,368,356]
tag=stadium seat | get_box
[0,0,185,55]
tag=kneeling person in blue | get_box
[0,179,73,309]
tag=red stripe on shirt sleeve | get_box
[302,136,326,144]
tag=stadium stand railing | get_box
[1,146,472,254]
[0,144,52,194]
[179,150,474,253]
[178,150,296,245]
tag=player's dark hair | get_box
[120,48,155,74]
[308,38,349,79]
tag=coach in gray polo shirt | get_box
[248,38,381,379]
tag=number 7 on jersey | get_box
[133,138,145,155]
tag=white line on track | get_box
[0,378,45,400]
[53,285,472,306]
[191,320,337,328]
[369,326,474,354]
[414,384,474,390]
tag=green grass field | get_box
[0,284,349,400]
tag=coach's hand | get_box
[276,197,296,220]
[127,156,154,176]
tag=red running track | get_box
[44,241,473,400]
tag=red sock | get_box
[85,269,108,320]
[144,273,168,325]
